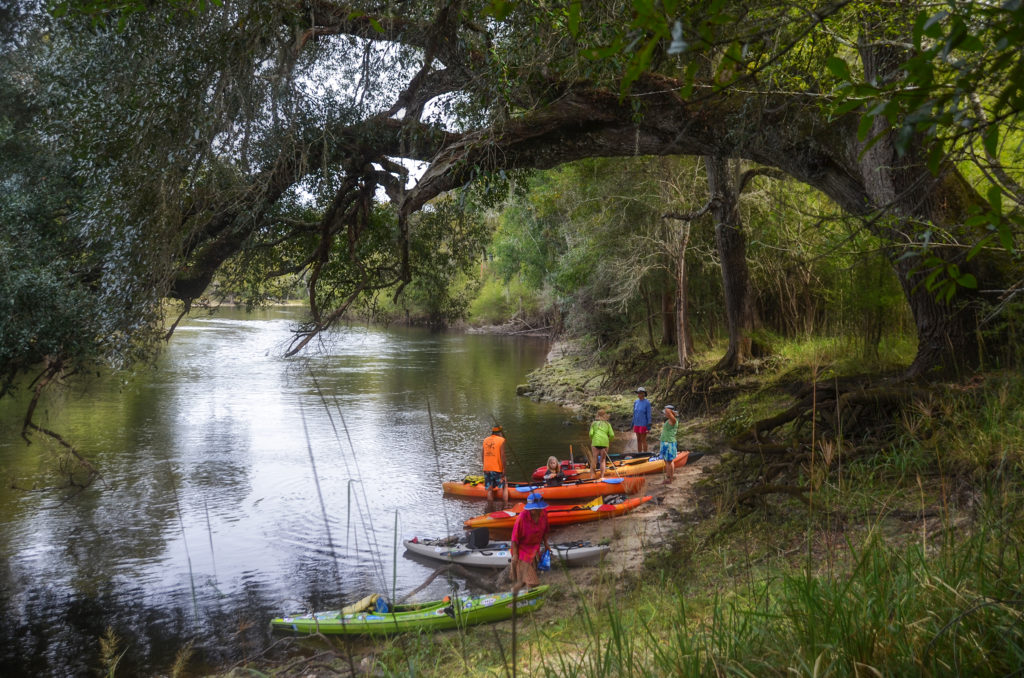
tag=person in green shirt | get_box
[588,409,615,477]
[659,405,679,484]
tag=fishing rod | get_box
[165,461,199,622]
[308,371,389,595]
[298,400,343,591]
[426,397,462,601]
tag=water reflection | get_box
[0,309,581,676]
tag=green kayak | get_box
[270,585,549,635]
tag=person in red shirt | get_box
[482,425,509,507]
[510,492,551,594]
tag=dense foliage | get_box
[1,0,1022,398]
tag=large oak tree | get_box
[4,0,1022,391]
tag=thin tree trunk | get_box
[677,223,694,367]
[661,290,675,346]
[643,282,657,352]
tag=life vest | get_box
[482,434,504,472]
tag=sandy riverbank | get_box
[511,337,723,591]
[542,449,719,587]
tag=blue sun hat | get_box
[524,492,549,510]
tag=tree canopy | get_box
[2,0,1022,397]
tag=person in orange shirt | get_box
[482,425,509,506]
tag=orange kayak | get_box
[572,450,692,480]
[443,476,646,501]
[463,496,653,530]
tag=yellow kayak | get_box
[572,450,693,479]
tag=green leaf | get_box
[987,185,1003,216]
[998,224,1015,253]
[621,35,658,94]
[912,10,929,48]
[957,273,977,289]
[922,11,949,39]
[833,99,862,117]
[483,0,514,20]
[982,126,999,157]
[825,57,850,80]
[568,1,581,37]
[966,234,994,261]
[857,113,875,141]
[958,35,983,51]
[679,60,699,98]
[926,142,945,174]
[586,41,623,60]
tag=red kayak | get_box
[463,495,653,530]
[530,459,584,480]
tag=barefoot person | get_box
[510,492,551,594]
[482,425,509,507]
[659,405,679,484]
[588,409,615,476]
[632,387,652,456]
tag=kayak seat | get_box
[341,593,383,615]
[467,526,490,549]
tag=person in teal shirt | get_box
[589,409,615,476]
[659,405,679,484]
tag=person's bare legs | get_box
[637,431,648,455]
[510,561,523,594]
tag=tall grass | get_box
[485,520,1023,678]
[363,377,1024,678]
[246,373,1024,678]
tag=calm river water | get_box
[0,308,583,676]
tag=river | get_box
[0,308,583,676]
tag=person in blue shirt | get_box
[632,387,652,456]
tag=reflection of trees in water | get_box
[0,585,189,677]
[0,322,569,674]
[0,568,386,676]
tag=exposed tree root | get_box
[686,375,942,514]
[731,382,930,453]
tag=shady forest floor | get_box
[216,335,1024,678]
